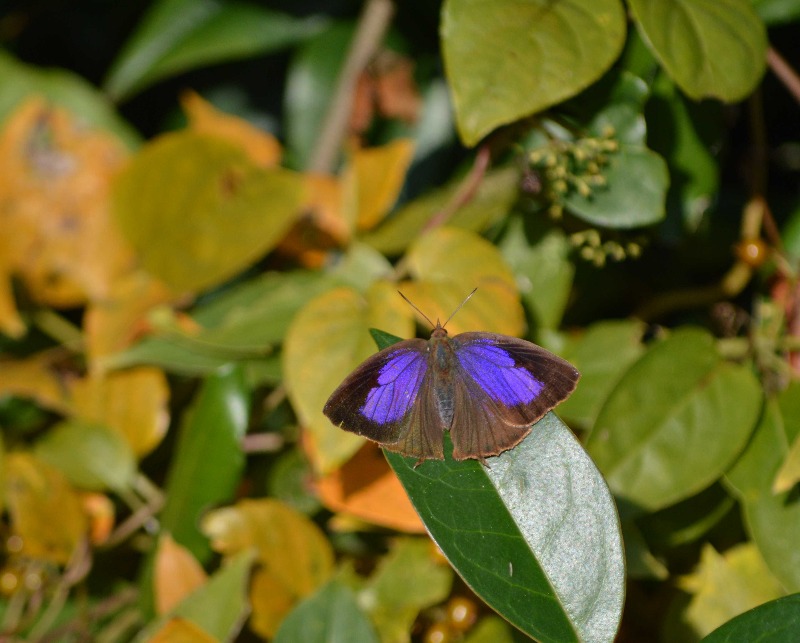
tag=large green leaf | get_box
[587,328,762,513]
[112,131,305,294]
[387,414,624,642]
[274,580,379,643]
[628,0,767,102]
[442,0,627,146]
[160,366,249,561]
[702,593,800,642]
[104,0,325,101]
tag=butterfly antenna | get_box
[442,288,478,329]
[397,291,436,328]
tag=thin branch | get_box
[308,0,395,174]
[767,46,800,105]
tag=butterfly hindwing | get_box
[448,332,580,460]
[323,338,429,446]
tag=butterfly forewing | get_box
[323,339,429,446]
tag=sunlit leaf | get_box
[360,538,452,643]
[0,98,133,311]
[587,328,762,512]
[33,420,136,492]
[283,283,413,472]
[5,453,87,564]
[274,580,379,643]
[154,533,208,616]
[400,227,525,337]
[69,367,170,457]
[387,413,625,643]
[702,594,800,642]
[182,90,282,168]
[628,0,767,102]
[442,0,627,145]
[112,130,305,294]
[149,618,218,643]
[316,443,424,533]
[773,430,800,493]
[677,543,784,639]
[202,498,335,639]
[0,352,72,414]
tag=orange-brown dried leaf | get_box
[249,568,297,638]
[150,617,217,643]
[80,492,115,545]
[154,533,208,616]
[0,97,134,309]
[5,452,87,564]
[0,351,71,414]
[316,442,424,533]
[68,366,170,457]
[182,90,281,168]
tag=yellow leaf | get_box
[68,366,170,457]
[112,130,306,294]
[400,227,525,336]
[5,453,87,564]
[201,498,335,638]
[316,442,424,533]
[182,90,282,168]
[0,97,133,310]
[154,533,208,616]
[150,617,218,643]
[0,352,72,414]
[282,282,414,472]
[342,139,414,231]
[678,543,784,638]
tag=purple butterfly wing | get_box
[448,332,580,460]
[323,339,446,459]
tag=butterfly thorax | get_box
[428,329,456,427]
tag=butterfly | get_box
[323,291,580,462]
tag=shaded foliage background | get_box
[1,0,800,641]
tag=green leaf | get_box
[387,415,625,643]
[628,0,767,102]
[138,549,256,642]
[361,166,520,256]
[587,328,762,513]
[0,51,139,148]
[104,0,325,101]
[160,366,249,562]
[725,385,800,591]
[499,215,575,330]
[558,319,646,427]
[563,147,669,228]
[274,580,379,643]
[112,131,305,294]
[360,538,452,643]
[702,593,800,642]
[33,421,136,492]
[622,521,668,580]
[442,0,627,146]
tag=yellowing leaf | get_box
[0,352,72,414]
[154,533,208,616]
[343,139,414,231]
[112,130,306,294]
[283,282,414,472]
[68,366,170,457]
[150,618,218,643]
[316,443,424,533]
[400,227,525,336]
[678,543,784,638]
[773,431,800,493]
[201,498,335,638]
[0,97,133,314]
[5,453,87,564]
[182,90,282,168]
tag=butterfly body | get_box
[324,322,580,462]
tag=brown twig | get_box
[308,0,395,174]
[767,46,800,105]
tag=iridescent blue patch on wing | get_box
[359,349,426,423]
[456,339,543,405]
